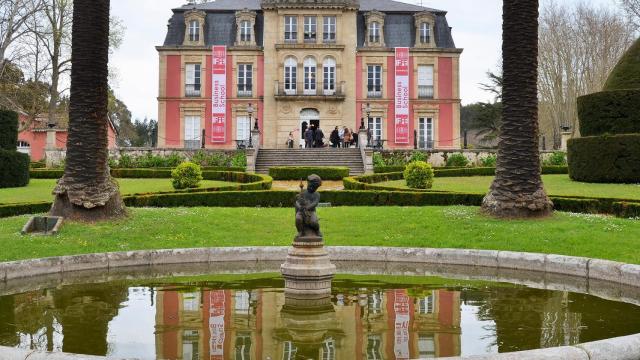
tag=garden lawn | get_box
[0,179,237,204]
[0,207,639,263]
[379,175,640,200]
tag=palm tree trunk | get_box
[50,0,126,221]
[482,0,553,218]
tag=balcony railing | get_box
[237,86,253,98]
[418,85,434,99]
[367,86,382,98]
[185,84,201,97]
[275,80,346,100]
[418,140,434,150]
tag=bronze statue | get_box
[295,175,322,238]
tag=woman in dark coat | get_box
[330,127,340,148]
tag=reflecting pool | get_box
[1,273,639,359]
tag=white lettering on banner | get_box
[393,289,411,359]
[211,46,227,143]
[209,290,225,359]
[395,47,410,144]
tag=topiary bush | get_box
[603,37,640,91]
[171,162,203,190]
[0,149,30,188]
[0,110,19,151]
[577,90,640,136]
[446,153,469,167]
[568,134,640,183]
[404,161,434,189]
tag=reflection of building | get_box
[155,287,461,359]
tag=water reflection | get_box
[1,280,640,359]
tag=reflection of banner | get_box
[211,46,227,143]
[393,289,411,359]
[209,290,226,359]
[394,47,410,144]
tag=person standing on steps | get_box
[315,126,325,148]
[304,126,314,149]
[338,126,345,148]
[343,127,351,149]
[330,127,340,148]
[287,132,294,149]
[351,128,358,147]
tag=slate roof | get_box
[164,0,455,49]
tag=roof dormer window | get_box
[240,21,251,42]
[420,22,430,44]
[183,9,206,46]
[414,11,435,48]
[235,9,257,47]
[189,20,200,42]
[369,22,380,43]
[364,11,385,47]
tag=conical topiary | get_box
[604,37,640,91]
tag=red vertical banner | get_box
[209,290,226,360]
[394,48,410,144]
[211,46,227,143]
[393,289,411,359]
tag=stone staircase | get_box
[255,148,365,175]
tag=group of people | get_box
[286,125,361,149]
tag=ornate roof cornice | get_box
[262,0,359,10]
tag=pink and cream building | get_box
[157,0,462,150]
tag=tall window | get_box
[367,65,382,98]
[304,16,317,42]
[369,21,380,43]
[304,57,317,95]
[418,294,434,314]
[185,63,201,97]
[189,20,200,42]
[182,292,200,312]
[283,341,297,360]
[240,20,251,42]
[237,116,250,142]
[238,64,252,97]
[321,338,336,360]
[368,291,382,314]
[366,335,383,360]
[418,65,434,99]
[420,22,431,44]
[182,330,200,360]
[323,16,336,43]
[419,117,434,149]
[418,335,436,358]
[184,115,201,149]
[368,117,382,141]
[234,332,252,360]
[323,57,336,95]
[284,57,297,94]
[285,16,297,42]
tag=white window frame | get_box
[237,116,251,142]
[418,65,434,99]
[420,22,431,44]
[418,334,436,358]
[283,341,297,360]
[323,16,336,43]
[284,16,297,42]
[189,20,200,42]
[185,63,201,97]
[303,57,317,95]
[418,294,434,314]
[321,338,336,360]
[240,20,251,42]
[419,117,434,150]
[323,57,336,95]
[369,21,380,43]
[182,292,200,312]
[238,64,253,97]
[184,115,201,149]
[304,16,317,42]
[367,335,383,360]
[284,57,297,95]
[367,65,382,98]
[235,332,252,360]
[368,117,382,141]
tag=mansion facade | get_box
[157,0,462,150]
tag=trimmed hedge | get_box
[374,166,569,176]
[374,165,407,173]
[603,38,640,91]
[577,90,640,136]
[269,167,350,181]
[568,134,640,183]
[0,110,18,151]
[0,149,30,188]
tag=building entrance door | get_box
[300,109,320,148]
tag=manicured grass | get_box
[0,179,237,204]
[0,207,638,263]
[378,175,640,200]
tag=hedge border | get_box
[268,166,350,181]
[374,166,568,176]
[568,134,640,184]
[30,168,246,179]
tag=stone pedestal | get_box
[358,129,368,149]
[281,235,336,299]
[560,131,572,151]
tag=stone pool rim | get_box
[0,246,638,360]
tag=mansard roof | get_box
[164,0,454,49]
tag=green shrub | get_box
[230,152,247,168]
[446,153,469,167]
[0,149,30,188]
[0,110,18,151]
[409,151,429,163]
[479,155,497,167]
[374,165,406,173]
[568,134,640,183]
[543,151,567,166]
[542,166,569,175]
[171,162,203,190]
[603,38,640,91]
[30,161,46,169]
[269,167,350,181]
[577,90,640,136]
[117,154,135,168]
[404,161,434,189]
[372,152,385,167]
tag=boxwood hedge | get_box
[568,134,640,183]
[0,110,18,151]
[269,167,350,181]
[577,90,640,136]
[0,149,30,188]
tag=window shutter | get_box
[186,65,195,85]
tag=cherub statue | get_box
[295,174,322,238]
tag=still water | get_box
[1,274,639,359]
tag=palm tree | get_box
[482,0,553,218]
[50,0,126,221]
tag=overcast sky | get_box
[109,0,619,121]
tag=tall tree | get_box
[482,0,553,218]
[0,0,42,78]
[50,0,126,221]
[620,0,640,28]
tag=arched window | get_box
[369,21,380,43]
[284,57,297,94]
[240,20,251,42]
[189,20,200,42]
[303,57,317,95]
[323,57,336,94]
[420,22,430,44]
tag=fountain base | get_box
[281,235,336,299]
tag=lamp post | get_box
[363,103,372,147]
[247,103,255,148]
